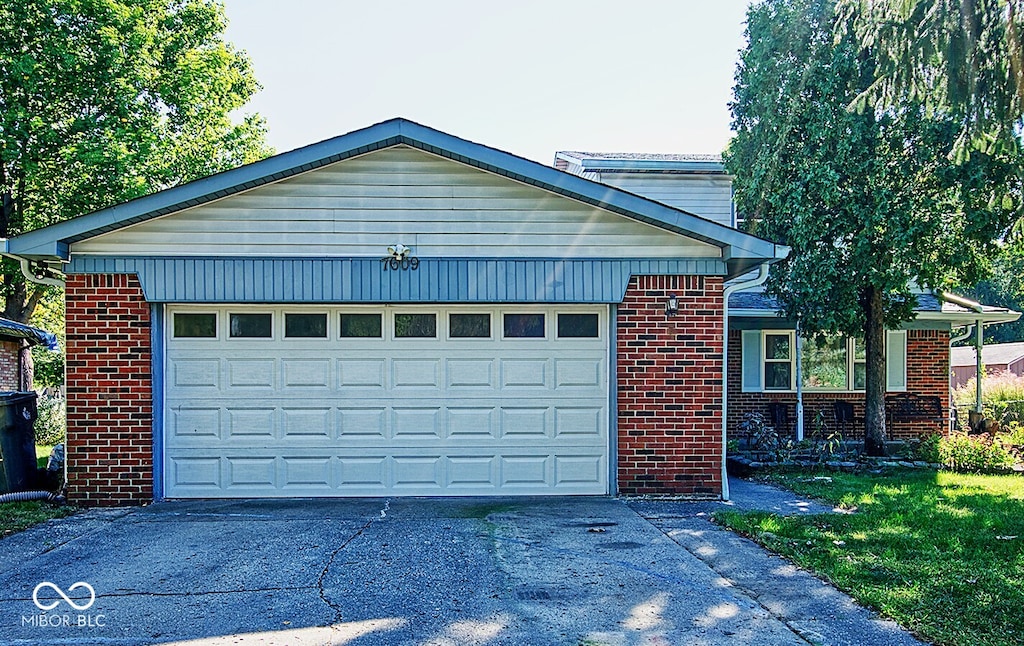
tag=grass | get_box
[0,444,73,538]
[0,500,75,539]
[716,470,1024,646]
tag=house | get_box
[0,317,58,391]
[553,151,1021,442]
[951,342,1024,388]
[2,118,787,506]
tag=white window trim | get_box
[749,329,906,394]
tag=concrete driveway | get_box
[0,485,924,646]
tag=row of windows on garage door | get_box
[172,309,603,340]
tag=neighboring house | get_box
[3,119,786,506]
[554,151,1020,442]
[951,342,1024,388]
[0,318,58,391]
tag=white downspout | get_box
[722,263,771,501]
[949,324,975,433]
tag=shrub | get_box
[912,433,943,463]
[939,433,1014,472]
[34,395,66,446]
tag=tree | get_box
[958,242,1024,344]
[725,0,1020,455]
[0,0,271,327]
[837,0,1024,158]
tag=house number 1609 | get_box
[381,257,420,271]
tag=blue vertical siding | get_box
[68,256,726,303]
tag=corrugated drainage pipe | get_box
[0,490,61,504]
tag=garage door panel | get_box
[173,358,220,388]
[336,456,388,488]
[337,407,387,438]
[228,359,275,387]
[283,359,331,388]
[226,408,276,439]
[446,359,495,388]
[282,457,332,488]
[391,407,442,439]
[338,359,386,387]
[554,407,604,437]
[281,407,333,439]
[555,359,602,387]
[447,407,497,439]
[392,359,440,388]
[170,407,221,440]
[165,305,608,497]
[226,457,276,487]
[501,359,549,387]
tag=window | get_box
[763,333,792,390]
[801,335,847,389]
[229,313,272,338]
[341,313,382,338]
[742,330,906,392]
[285,313,327,338]
[557,313,599,338]
[503,313,545,338]
[449,313,490,338]
[173,313,216,338]
[394,313,436,338]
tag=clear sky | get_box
[220,1,754,163]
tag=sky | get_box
[220,1,755,164]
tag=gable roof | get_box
[951,342,1024,368]
[3,118,784,277]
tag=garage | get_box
[164,305,609,497]
[6,118,783,505]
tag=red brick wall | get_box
[617,275,724,497]
[0,340,20,390]
[65,274,152,506]
[727,329,950,442]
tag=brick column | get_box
[617,275,724,497]
[65,274,153,506]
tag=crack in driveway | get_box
[315,500,388,629]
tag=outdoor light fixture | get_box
[665,293,679,317]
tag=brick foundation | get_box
[65,274,152,506]
[617,275,724,497]
[727,329,950,442]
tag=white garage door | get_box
[163,305,609,497]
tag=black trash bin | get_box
[0,391,39,494]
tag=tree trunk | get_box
[863,286,888,456]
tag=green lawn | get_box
[0,500,75,538]
[717,470,1024,646]
[0,445,73,538]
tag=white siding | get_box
[73,146,721,259]
[595,173,734,227]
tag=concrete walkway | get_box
[0,481,925,645]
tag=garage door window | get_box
[341,313,382,338]
[395,313,436,338]
[229,313,272,338]
[285,313,327,338]
[504,313,545,338]
[173,313,217,338]
[557,313,599,338]
[449,313,490,338]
